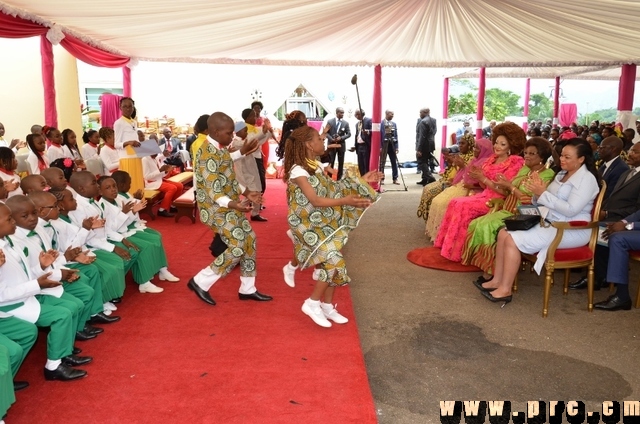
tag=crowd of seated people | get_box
[420,118,640,311]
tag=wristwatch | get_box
[626,222,634,231]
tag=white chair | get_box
[85,158,104,176]
[15,155,29,174]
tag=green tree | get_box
[448,92,476,115]
[528,93,553,121]
[448,87,522,121]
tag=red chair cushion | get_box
[553,246,593,262]
[567,221,589,226]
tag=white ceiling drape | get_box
[1,0,639,71]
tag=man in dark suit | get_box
[351,109,371,176]
[570,141,637,291]
[597,136,627,200]
[594,202,640,311]
[379,110,399,184]
[325,107,351,179]
[159,127,186,171]
[415,108,437,185]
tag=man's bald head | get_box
[600,136,623,161]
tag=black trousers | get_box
[417,150,434,182]
[255,157,266,193]
[328,147,345,179]
[379,140,399,181]
[356,144,370,177]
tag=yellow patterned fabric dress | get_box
[287,163,379,286]
[195,142,256,277]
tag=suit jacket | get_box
[602,167,640,221]
[325,118,351,152]
[354,118,372,149]
[600,156,629,200]
[416,115,437,153]
[381,120,398,151]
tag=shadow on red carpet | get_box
[8,179,377,424]
[407,246,480,272]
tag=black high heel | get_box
[473,280,496,292]
[473,275,493,284]
[480,290,512,307]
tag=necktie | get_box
[336,120,341,130]
[625,169,637,184]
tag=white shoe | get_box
[158,269,180,282]
[283,263,296,288]
[312,269,321,281]
[102,308,113,316]
[301,299,331,328]
[139,282,164,293]
[321,303,349,324]
[104,302,117,311]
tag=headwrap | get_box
[590,133,602,145]
[452,138,493,185]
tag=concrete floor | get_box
[345,168,640,424]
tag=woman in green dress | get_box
[461,137,555,281]
[417,133,475,221]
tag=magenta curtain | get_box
[123,66,132,97]
[618,64,637,111]
[559,103,578,127]
[0,10,132,128]
[101,94,123,129]
[368,65,382,189]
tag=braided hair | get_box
[282,125,317,182]
[276,110,307,160]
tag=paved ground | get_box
[345,167,640,424]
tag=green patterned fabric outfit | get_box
[287,166,378,286]
[195,142,256,278]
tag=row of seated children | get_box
[0,168,177,420]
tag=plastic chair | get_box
[15,155,29,174]
[85,158,104,176]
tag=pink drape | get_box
[123,66,132,97]
[40,35,57,127]
[476,68,486,139]
[441,77,449,166]
[100,94,123,129]
[559,103,578,127]
[0,10,132,127]
[553,77,560,128]
[307,121,323,132]
[368,65,382,188]
[523,78,530,132]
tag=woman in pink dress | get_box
[434,122,526,262]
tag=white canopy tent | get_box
[1,0,639,69]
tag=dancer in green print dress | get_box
[282,125,381,328]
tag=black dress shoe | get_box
[75,330,97,341]
[13,381,28,391]
[83,324,103,335]
[250,215,268,222]
[62,354,93,367]
[594,295,632,311]
[568,276,602,291]
[158,209,175,217]
[474,275,493,284]
[72,346,82,355]
[481,290,512,306]
[89,313,121,325]
[473,280,496,292]
[238,291,273,301]
[187,278,216,305]
[44,364,87,381]
[169,206,178,213]
[110,297,122,304]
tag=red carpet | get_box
[407,246,480,272]
[8,179,377,424]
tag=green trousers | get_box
[34,303,74,360]
[65,263,104,316]
[0,317,38,377]
[92,250,126,301]
[37,291,85,333]
[0,345,16,418]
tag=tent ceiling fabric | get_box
[1,0,640,70]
